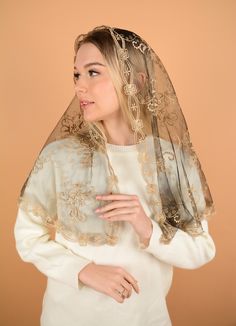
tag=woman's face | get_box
[74,42,122,123]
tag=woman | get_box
[14,26,216,326]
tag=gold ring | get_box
[120,287,126,296]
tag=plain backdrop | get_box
[1,0,236,325]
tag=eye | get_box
[73,72,80,80]
[88,70,99,77]
[73,70,99,81]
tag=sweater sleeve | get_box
[138,219,216,269]
[138,140,216,269]
[14,147,93,290]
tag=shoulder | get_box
[29,136,93,173]
[38,136,90,160]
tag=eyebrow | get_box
[74,62,106,70]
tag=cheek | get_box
[95,79,119,107]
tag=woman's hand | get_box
[78,262,140,303]
[95,194,153,246]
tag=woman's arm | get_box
[138,143,216,269]
[14,207,93,290]
[138,218,216,269]
[14,146,92,290]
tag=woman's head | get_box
[73,26,152,140]
[74,42,122,124]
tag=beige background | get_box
[1,0,235,325]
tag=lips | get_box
[80,100,95,109]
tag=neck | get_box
[101,117,134,146]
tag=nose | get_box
[75,84,87,94]
[74,78,88,95]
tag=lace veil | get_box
[17,26,216,245]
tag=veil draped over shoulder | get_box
[17,26,216,246]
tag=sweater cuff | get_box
[56,257,91,289]
[138,219,163,252]
[76,260,93,289]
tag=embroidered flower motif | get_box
[131,103,138,111]
[18,195,58,228]
[118,48,129,61]
[147,93,165,113]
[163,205,181,226]
[124,66,131,77]
[156,158,166,172]
[146,183,159,194]
[132,38,149,53]
[32,156,50,174]
[164,112,178,126]
[131,119,143,132]
[147,98,157,114]
[147,91,178,116]
[78,233,88,246]
[57,183,95,222]
[80,152,93,168]
[163,151,175,161]
[124,83,138,96]
[61,112,87,136]
[106,235,118,245]
[148,198,161,209]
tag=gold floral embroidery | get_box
[159,222,178,244]
[57,182,96,222]
[79,151,93,168]
[148,197,162,209]
[18,194,120,245]
[156,157,166,172]
[136,136,206,243]
[146,91,178,117]
[31,156,49,174]
[163,205,181,226]
[153,212,166,224]
[137,139,165,226]
[118,48,129,61]
[17,195,58,229]
[132,38,149,54]
[146,183,159,194]
[124,83,138,96]
[131,118,143,132]
[60,111,88,137]
[77,233,118,246]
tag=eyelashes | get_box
[73,70,99,80]
[73,73,79,79]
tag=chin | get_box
[82,114,102,123]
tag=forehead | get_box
[74,43,105,68]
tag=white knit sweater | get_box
[14,139,216,326]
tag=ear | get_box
[136,72,146,90]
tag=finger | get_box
[99,213,136,222]
[116,284,130,298]
[100,207,137,218]
[122,272,140,294]
[120,280,133,298]
[121,289,131,299]
[96,194,138,201]
[111,290,125,303]
[121,288,130,299]
[96,200,139,213]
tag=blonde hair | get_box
[74,27,151,142]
